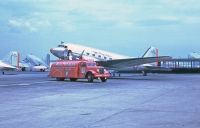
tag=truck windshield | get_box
[87,63,96,67]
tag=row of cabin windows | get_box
[86,52,112,60]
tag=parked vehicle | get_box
[49,60,110,82]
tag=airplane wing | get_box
[96,56,172,69]
[0,61,16,71]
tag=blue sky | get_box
[1,0,200,59]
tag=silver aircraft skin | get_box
[50,42,171,75]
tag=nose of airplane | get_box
[50,47,66,59]
[50,48,61,54]
[50,48,53,53]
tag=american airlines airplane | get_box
[50,42,171,75]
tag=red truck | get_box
[49,60,110,82]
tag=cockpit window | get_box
[58,44,64,47]
[58,45,68,49]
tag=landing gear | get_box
[40,69,45,72]
[142,71,147,76]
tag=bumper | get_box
[94,74,110,78]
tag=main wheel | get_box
[100,77,107,82]
[87,72,94,82]
[70,78,78,81]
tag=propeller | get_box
[78,50,85,60]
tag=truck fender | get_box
[86,70,96,75]
[85,71,95,78]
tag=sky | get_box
[0,0,200,59]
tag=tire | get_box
[70,78,78,81]
[87,72,94,82]
[56,78,65,81]
[100,77,107,82]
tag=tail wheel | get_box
[87,72,94,82]
[142,71,147,76]
[100,77,107,82]
[56,78,65,81]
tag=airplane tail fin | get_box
[2,51,20,68]
[142,46,159,66]
[142,46,158,58]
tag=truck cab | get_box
[49,60,110,82]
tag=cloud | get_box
[22,0,136,29]
[8,18,50,32]
[2,0,200,32]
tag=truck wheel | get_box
[87,73,94,82]
[100,77,107,82]
[56,78,65,81]
[70,78,78,81]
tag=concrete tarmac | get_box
[0,72,200,128]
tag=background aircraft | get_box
[0,51,19,74]
[0,60,16,74]
[188,52,200,59]
[1,51,49,72]
[20,54,49,72]
[50,42,171,76]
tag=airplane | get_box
[0,51,19,75]
[20,54,49,72]
[188,52,200,59]
[0,51,49,74]
[50,42,171,76]
[0,60,17,74]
